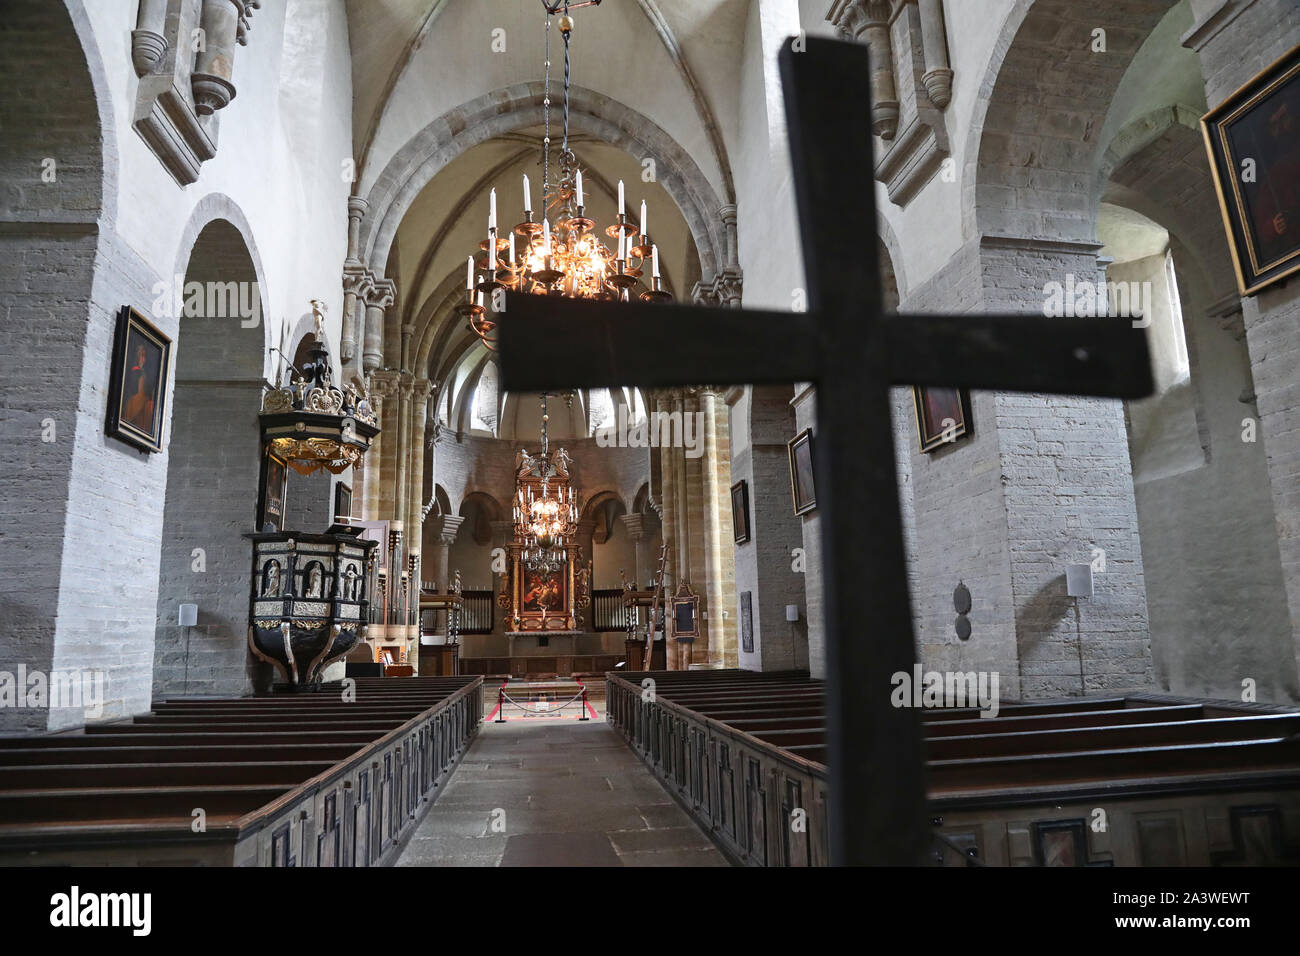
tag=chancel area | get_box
[1,0,1299,871]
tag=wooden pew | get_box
[605,668,1300,867]
[0,676,484,866]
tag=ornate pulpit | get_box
[248,301,382,690]
[247,530,378,687]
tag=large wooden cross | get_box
[497,37,1153,865]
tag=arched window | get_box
[588,388,615,434]
[471,362,499,434]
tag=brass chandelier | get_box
[513,393,578,573]
[459,1,671,352]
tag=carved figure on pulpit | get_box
[342,563,360,601]
[516,448,535,476]
[261,559,281,597]
[304,562,325,599]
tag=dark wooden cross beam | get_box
[498,37,1153,865]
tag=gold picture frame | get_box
[1201,43,1300,296]
[912,385,973,453]
[105,306,172,454]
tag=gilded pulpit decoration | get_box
[259,301,380,476]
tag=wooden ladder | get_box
[644,544,668,669]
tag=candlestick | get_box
[523,174,531,215]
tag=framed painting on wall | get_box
[912,385,973,453]
[258,448,288,532]
[334,482,352,524]
[731,480,751,543]
[1202,43,1300,296]
[105,306,172,454]
[787,428,816,516]
[740,590,754,654]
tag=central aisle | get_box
[396,716,730,866]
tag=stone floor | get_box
[395,715,730,867]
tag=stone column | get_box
[364,371,399,521]
[619,513,650,587]
[341,198,369,364]
[700,387,738,668]
[424,515,465,592]
[362,279,395,374]
[978,235,1152,697]
[408,379,431,564]
[831,1,898,139]
[394,374,413,536]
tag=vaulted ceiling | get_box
[342,0,755,425]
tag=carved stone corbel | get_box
[193,0,254,114]
[132,0,169,75]
[917,0,953,109]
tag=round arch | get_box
[964,0,1182,242]
[358,82,729,293]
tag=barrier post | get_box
[578,680,589,720]
[495,681,507,723]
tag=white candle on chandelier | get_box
[509,231,516,265]
[575,169,584,207]
[617,228,626,261]
[543,218,551,258]
[640,200,647,237]
[522,173,532,215]
[489,188,497,230]
[617,180,625,215]
[466,255,474,291]
[652,244,660,278]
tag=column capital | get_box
[411,377,434,403]
[342,266,371,296]
[347,195,369,218]
[426,514,465,543]
[619,513,648,540]
[368,368,400,398]
[364,276,396,309]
